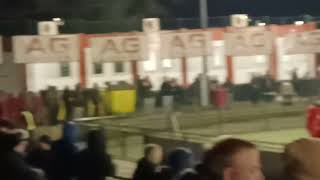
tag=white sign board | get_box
[143,18,160,33]
[13,35,80,63]
[160,31,212,59]
[225,30,273,56]
[38,21,59,35]
[284,30,320,54]
[230,14,249,28]
[90,34,147,62]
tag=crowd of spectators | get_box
[0,119,266,180]
[0,84,103,128]
[0,121,114,180]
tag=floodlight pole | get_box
[199,0,209,107]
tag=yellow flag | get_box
[22,111,36,131]
[57,100,66,121]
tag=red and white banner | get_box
[225,30,273,56]
[160,31,212,59]
[90,34,147,62]
[13,35,80,63]
[283,30,320,54]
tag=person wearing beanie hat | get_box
[167,148,196,180]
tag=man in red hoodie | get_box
[307,101,320,137]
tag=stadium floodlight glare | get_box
[52,18,61,22]
[257,22,266,26]
[294,21,304,26]
[53,18,65,26]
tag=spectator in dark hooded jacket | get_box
[27,135,53,179]
[0,130,41,180]
[76,129,115,180]
[167,148,196,180]
[49,122,80,180]
[63,87,73,121]
[133,144,164,180]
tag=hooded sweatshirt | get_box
[76,129,115,180]
[167,148,196,180]
[49,122,80,180]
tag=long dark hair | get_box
[87,129,106,155]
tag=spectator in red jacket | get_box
[6,93,25,128]
[0,90,5,119]
[307,102,320,137]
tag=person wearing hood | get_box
[76,129,115,180]
[62,87,73,121]
[27,135,53,180]
[167,148,196,180]
[49,122,80,180]
[0,129,41,180]
[133,144,164,180]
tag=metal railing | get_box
[77,111,293,162]
[79,101,307,135]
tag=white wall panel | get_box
[233,55,269,84]
[277,38,316,80]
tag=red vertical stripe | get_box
[79,34,88,88]
[270,44,278,80]
[226,56,234,82]
[181,57,188,87]
[131,61,139,84]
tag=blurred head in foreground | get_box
[201,138,264,180]
[144,144,163,165]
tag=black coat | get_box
[49,140,78,180]
[27,148,52,179]
[133,158,158,180]
[0,151,41,180]
[161,82,172,96]
[76,149,115,180]
[0,132,40,180]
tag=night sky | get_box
[0,0,319,20]
[172,0,320,17]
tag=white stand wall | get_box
[139,58,182,90]
[0,53,25,94]
[26,62,80,92]
[187,41,227,85]
[233,55,269,84]
[85,48,132,88]
[276,38,316,80]
[23,38,318,92]
[208,41,227,83]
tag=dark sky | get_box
[173,0,320,17]
[0,0,320,20]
